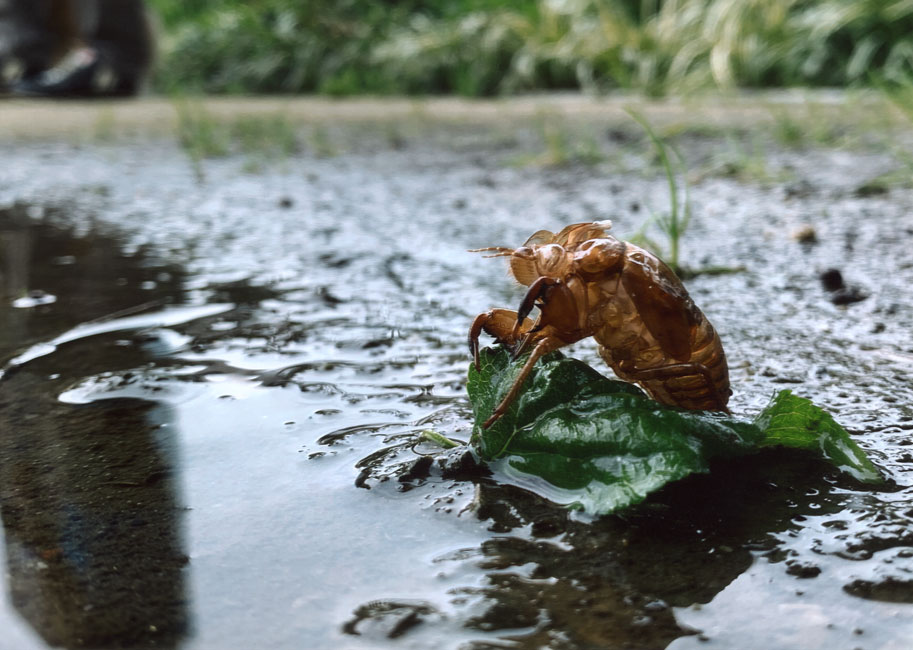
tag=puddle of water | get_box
[671,555,913,650]
[0,206,186,367]
[1,129,913,650]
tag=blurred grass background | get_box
[146,0,913,96]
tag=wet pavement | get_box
[1,97,912,649]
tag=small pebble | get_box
[820,268,844,292]
[792,224,817,243]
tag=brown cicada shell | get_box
[469,221,731,429]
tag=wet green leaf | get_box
[753,390,882,483]
[467,347,882,515]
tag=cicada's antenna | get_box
[467,246,515,259]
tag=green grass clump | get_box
[147,0,913,96]
[516,114,606,167]
[175,100,230,162]
[232,114,298,157]
[173,100,301,177]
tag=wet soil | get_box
[1,96,912,650]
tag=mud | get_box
[1,98,912,649]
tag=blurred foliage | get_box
[146,0,913,95]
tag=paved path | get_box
[0,90,893,140]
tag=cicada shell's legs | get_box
[483,335,564,429]
[515,276,559,328]
[512,328,538,360]
[468,309,535,371]
[509,276,559,359]
[618,361,731,414]
[468,312,488,370]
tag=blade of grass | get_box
[625,108,689,270]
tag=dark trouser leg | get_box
[89,0,153,93]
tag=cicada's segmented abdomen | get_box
[641,315,731,412]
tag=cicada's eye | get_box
[509,247,538,285]
[573,238,625,277]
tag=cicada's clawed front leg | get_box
[469,306,557,428]
[511,275,560,358]
[469,278,559,370]
[471,277,569,429]
[468,308,534,371]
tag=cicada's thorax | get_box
[509,235,626,339]
[588,272,650,358]
[518,251,592,342]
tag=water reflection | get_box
[0,208,189,648]
[0,220,29,298]
[0,208,33,355]
[0,205,184,365]
[349,441,846,647]
[0,380,187,648]
[456,452,844,648]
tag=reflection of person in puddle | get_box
[0,0,154,97]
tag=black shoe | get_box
[12,48,132,98]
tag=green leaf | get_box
[467,347,882,515]
[753,390,882,484]
[467,346,642,459]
